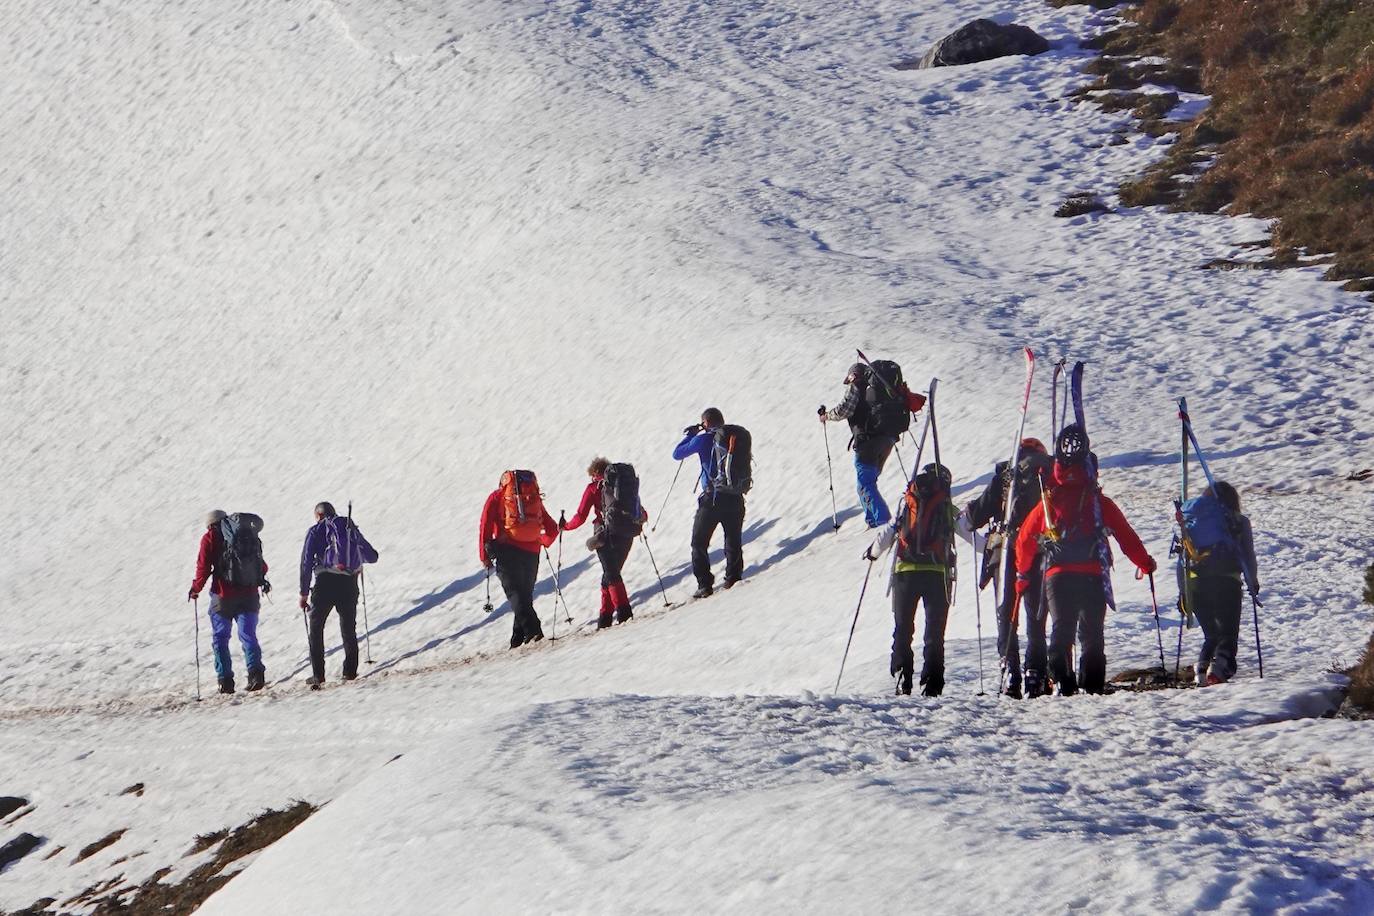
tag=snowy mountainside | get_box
[2,0,1372,912]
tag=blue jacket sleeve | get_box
[354,525,379,564]
[672,431,711,461]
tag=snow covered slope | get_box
[2,0,1372,912]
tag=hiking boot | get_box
[306,676,323,691]
[217,678,235,695]
[1003,682,1023,700]
[722,577,741,590]
[341,672,358,682]
[597,612,614,630]
[524,630,545,645]
[245,669,266,692]
[615,607,633,624]
[1024,672,1046,699]
[692,585,713,599]
[895,670,913,696]
[1205,673,1225,687]
[510,631,524,649]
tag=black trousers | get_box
[309,572,359,682]
[597,534,634,588]
[491,541,543,645]
[691,493,745,588]
[1194,575,1243,681]
[1045,572,1107,695]
[997,546,1046,688]
[890,570,950,685]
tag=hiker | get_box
[1178,481,1260,685]
[188,510,270,694]
[868,464,957,696]
[820,360,926,528]
[1014,425,1156,696]
[479,470,559,647]
[959,438,1052,698]
[672,407,752,598]
[298,502,379,689]
[562,457,649,629]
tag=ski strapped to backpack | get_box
[218,512,266,588]
[500,470,546,541]
[1069,361,1116,610]
[600,463,644,537]
[711,425,753,496]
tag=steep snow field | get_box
[2,0,1372,912]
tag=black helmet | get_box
[1055,424,1090,465]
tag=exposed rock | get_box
[907,18,1050,70]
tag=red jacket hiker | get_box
[1014,460,1153,589]
[478,488,558,567]
[191,526,267,601]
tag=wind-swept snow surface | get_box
[2,0,1371,912]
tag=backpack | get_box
[217,512,266,588]
[711,425,753,496]
[1038,486,1108,567]
[863,360,911,438]
[600,463,644,538]
[1179,493,1241,576]
[321,516,367,572]
[896,465,955,568]
[499,470,546,542]
[1005,452,1051,530]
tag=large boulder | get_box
[913,18,1050,69]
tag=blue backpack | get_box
[1180,493,1240,576]
[321,516,369,573]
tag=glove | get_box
[187,588,198,602]
[298,594,309,611]
[1014,574,1030,596]
[261,579,272,595]
[1139,556,1158,575]
[818,405,827,422]
[864,526,895,561]
[683,423,702,437]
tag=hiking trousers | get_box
[490,541,543,645]
[890,569,950,689]
[208,593,262,681]
[309,572,359,682]
[691,492,745,589]
[998,546,1046,689]
[1194,575,1243,682]
[1045,572,1108,695]
[853,435,895,528]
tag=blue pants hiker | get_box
[855,455,891,528]
[209,593,263,681]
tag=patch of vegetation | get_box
[1352,563,1374,712]
[73,829,126,864]
[14,801,318,915]
[1076,0,1374,293]
[1055,192,1111,217]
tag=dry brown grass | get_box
[1083,0,1374,292]
[1353,563,1374,711]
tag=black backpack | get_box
[897,464,955,567]
[1006,452,1051,530]
[863,360,910,438]
[712,424,753,496]
[217,512,266,588]
[600,463,644,538]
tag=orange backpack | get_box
[499,470,545,543]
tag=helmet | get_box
[1019,437,1047,455]
[1054,424,1090,465]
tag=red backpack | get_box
[499,470,545,542]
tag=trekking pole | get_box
[1251,593,1265,679]
[1175,608,1184,684]
[820,408,840,531]
[651,460,685,534]
[973,539,986,697]
[834,559,876,694]
[641,533,671,607]
[557,513,571,624]
[192,596,202,702]
[360,568,373,664]
[891,442,909,483]
[483,567,493,612]
[1146,571,1168,683]
[543,548,572,627]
